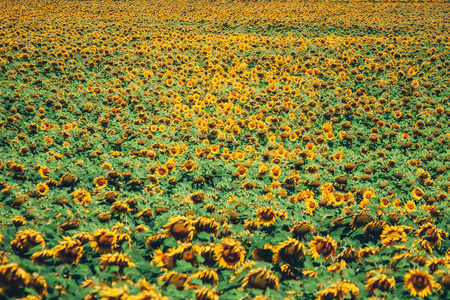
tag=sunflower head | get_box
[90,228,117,252]
[53,237,83,265]
[215,238,246,269]
[255,207,277,227]
[404,269,435,298]
[308,235,337,261]
[164,216,194,242]
[191,269,219,286]
[241,268,280,291]
[166,243,199,270]
[272,238,305,265]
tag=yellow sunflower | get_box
[90,228,117,252]
[255,207,277,227]
[272,238,305,265]
[215,238,246,269]
[163,216,194,242]
[404,269,434,298]
[269,165,281,179]
[365,271,396,295]
[53,236,83,265]
[100,252,135,271]
[93,176,108,188]
[241,268,280,291]
[380,225,408,248]
[410,188,424,202]
[308,235,337,261]
[10,229,46,253]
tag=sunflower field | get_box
[1,0,450,299]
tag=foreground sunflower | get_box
[309,235,337,260]
[404,269,435,298]
[215,238,246,269]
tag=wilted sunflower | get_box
[0,263,31,290]
[191,269,219,286]
[272,238,305,266]
[158,271,193,291]
[417,222,448,248]
[59,172,77,187]
[308,235,337,260]
[90,228,117,252]
[255,207,277,227]
[380,225,408,248]
[404,269,435,298]
[195,288,219,300]
[290,221,317,239]
[100,252,136,271]
[241,268,280,291]
[53,236,83,265]
[365,270,396,295]
[10,229,45,253]
[30,249,55,265]
[166,243,199,269]
[163,216,195,242]
[195,217,220,235]
[215,238,246,269]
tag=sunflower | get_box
[70,188,92,206]
[404,269,435,297]
[100,252,136,271]
[272,238,305,266]
[426,257,450,273]
[405,200,416,213]
[191,269,219,286]
[155,166,169,178]
[308,235,337,260]
[241,268,279,291]
[158,271,193,291]
[365,271,396,295]
[269,165,281,179]
[53,236,83,265]
[195,288,219,300]
[380,225,408,248]
[417,223,448,248]
[30,249,55,265]
[183,160,196,172]
[163,216,194,242]
[9,163,25,176]
[10,229,46,253]
[37,165,51,178]
[59,172,77,187]
[255,207,277,227]
[0,263,31,290]
[412,187,425,200]
[305,198,318,213]
[93,176,108,188]
[90,228,117,252]
[166,243,199,269]
[215,238,246,269]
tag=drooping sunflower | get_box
[164,216,194,242]
[53,236,83,265]
[59,172,78,187]
[0,263,31,290]
[191,269,219,286]
[241,268,280,291]
[215,238,246,269]
[380,225,408,248]
[166,243,199,270]
[255,207,277,227]
[417,223,448,248]
[90,228,117,252]
[158,271,193,291]
[404,269,435,298]
[365,270,396,295]
[30,249,55,265]
[308,235,337,261]
[272,237,305,266]
[100,252,136,272]
[195,288,219,300]
[10,229,46,253]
